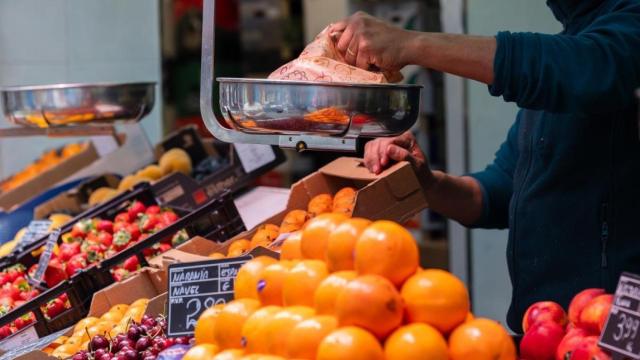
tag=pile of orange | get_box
[1,142,87,192]
[208,188,357,260]
[191,213,516,360]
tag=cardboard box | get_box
[14,268,167,360]
[0,142,99,211]
[224,156,428,245]
[33,174,120,219]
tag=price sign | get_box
[600,272,640,359]
[15,220,52,251]
[0,325,39,351]
[30,228,60,285]
[166,256,252,337]
[234,144,277,173]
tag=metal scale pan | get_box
[0,82,155,137]
[200,0,422,152]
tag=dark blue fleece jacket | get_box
[469,0,640,333]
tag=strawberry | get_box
[113,230,132,251]
[128,201,146,219]
[146,205,161,215]
[115,212,131,223]
[112,268,130,282]
[96,219,114,233]
[44,259,68,288]
[158,243,172,253]
[161,211,179,225]
[58,242,81,262]
[84,231,100,244]
[126,223,141,241]
[97,231,113,247]
[19,289,40,301]
[0,273,9,287]
[44,298,65,319]
[0,325,12,340]
[65,254,87,277]
[0,295,13,308]
[114,221,128,233]
[139,214,160,233]
[14,313,35,330]
[123,256,139,272]
[5,265,25,283]
[71,219,94,238]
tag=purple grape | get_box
[127,326,142,341]
[142,357,155,360]
[91,335,110,350]
[98,353,113,360]
[72,351,89,360]
[136,336,152,351]
[139,350,154,359]
[139,324,152,334]
[115,339,134,352]
[123,349,138,360]
[142,315,157,327]
[95,348,109,358]
[114,334,127,346]
[157,319,167,330]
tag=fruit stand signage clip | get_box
[599,272,640,359]
[29,228,60,286]
[15,220,52,252]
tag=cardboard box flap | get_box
[318,157,377,181]
[88,267,165,317]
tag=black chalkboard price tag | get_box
[599,272,640,359]
[30,228,61,286]
[167,255,253,337]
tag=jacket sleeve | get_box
[467,117,520,229]
[490,3,640,114]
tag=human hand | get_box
[364,132,435,188]
[330,11,418,72]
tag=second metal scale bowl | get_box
[200,0,422,152]
[1,82,155,128]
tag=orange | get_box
[448,318,516,360]
[209,252,226,260]
[183,344,219,360]
[332,187,356,215]
[335,274,403,339]
[258,223,280,233]
[257,261,293,306]
[108,304,128,314]
[400,269,469,334]
[264,306,316,356]
[195,304,225,345]
[100,310,123,322]
[316,326,384,360]
[240,355,285,360]
[280,210,310,233]
[280,232,303,260]
[307,194,333,217]
[241,306,281,354]
[300,213,348,260]
[228,239,251,257]
[213,349,244,360]
[314,271,357,315]
[326,218,371,271]
[283,260,329,306]
[354,220,419,287]
[384,323,448,360]
[235,256,278,300]
[74,317,100,333]
[466,312,475,322]
[286,315,338,360]
[250,228,279,249]
[214,299,261,349]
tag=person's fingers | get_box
[355,47,370,70]
[378,139,391,168]
[386,144,413,164]
[344,36,359,66]
[391,132,415,149]
[363,140,379,173]
[336,24,356,54]
[329,20,348,33]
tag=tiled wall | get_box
[0,0,162,177]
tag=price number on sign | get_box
[613,312,640,342]
[185,297,227,330]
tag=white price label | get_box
[234,144,276,173]
[0,326,39,351]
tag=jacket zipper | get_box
[600,202,608,268]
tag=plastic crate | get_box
[0,190,244,339]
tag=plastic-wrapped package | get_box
[269,26,402,84]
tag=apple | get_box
[578,294,613,334]
[556,327,589,360]
[523,301,568,332]
[520,322,566,360]
[569,288,606,325]
[569,336,611,360]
